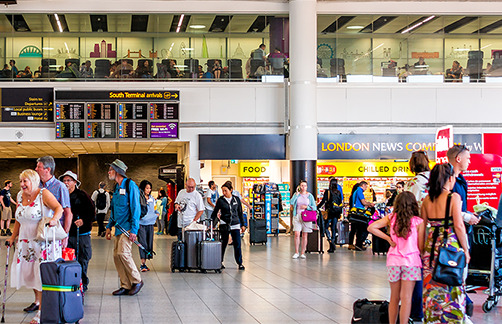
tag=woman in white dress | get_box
[6,169,63,324]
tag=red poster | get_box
[483,133,502,155]
[463,153,502,210]
[436,125,453,163]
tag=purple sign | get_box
[150,122,178,138]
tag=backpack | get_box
[95,191,107,210]
[124,179,148,219]
[329,190,343,215]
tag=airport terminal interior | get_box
[0,0,502,323]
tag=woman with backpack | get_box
[317,178,344,253]
[138,180,159,272]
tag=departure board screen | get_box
[118,122,148,138]
[56,122,85,139]
[55,103,85,120]
[150,122,178,138]
[118,103,148,120]
[150,103,178,120]
[87,122,116,138]
[87,103,116,120]
[1,88,53,122]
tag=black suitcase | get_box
[337,219,350,245]
[352,299,390,324]
[306,228,323,253]
[185,230,204,269]
[198,224,222,273]
[40,259,84,324]
[171,240,185,272]
[249,218,267,245]
[372,233,390,255]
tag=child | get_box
[368,191,425,324]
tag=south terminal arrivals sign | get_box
[318,134,482,160]
[55,90,180,101]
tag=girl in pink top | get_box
[368,191,425,324]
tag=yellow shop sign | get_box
[317,161,415,177]
[239,162,270,177]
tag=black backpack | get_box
[329,190,343,215]
[95,191,107,210]
[125,179,148,219]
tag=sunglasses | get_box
[454,144,468,159]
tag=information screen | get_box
[150,103,179,120]
[118,103,148,120]
[87,103,116,120]
[55,103,85,120]
[118,122,148,138]
[150,122,178,138]
[1,88,53,122]
[87,122,116,138]
[56,122,85,139]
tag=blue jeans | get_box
[324,218,338,243]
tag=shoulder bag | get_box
[36,189,68,242]
[301,208,317,222]
[347,191,372,224]
[432,194,466,287]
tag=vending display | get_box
[118,122,148,138]
[87,103,116,120]
[251,183,281,235]
[118,103,148,120]
[87,122,116,138]
[56,122,85,139]
[150,103,179,120]
[55,103,85,120]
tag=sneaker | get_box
[0,229,5,237]
[238,264,245,270]
[5,229,12,236]
[292,253,300,259]
[300,254,306,259]
[348,244,355,250]
[140,264,148,272]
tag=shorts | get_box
[293,214,313,233]
[387,266,422,282]
[1,207,11,221]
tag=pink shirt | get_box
[386,215,423,268]
[296,194,310,215]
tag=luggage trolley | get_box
[466,223,502,313]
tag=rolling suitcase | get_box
[337,219,350,245]
[185,230,204,269]
[198,221,222,273]
[40,259,84,324]
[372,232,390,255]
[306,228,323,254]
[249,218,267,245]
[171,240,186,272]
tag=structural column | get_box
[289,0,318,197]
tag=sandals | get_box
[30,310,40,324]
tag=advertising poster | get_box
[435,125,453,163]
[150,122,178,138]
[463,154,502,210]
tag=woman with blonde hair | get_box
[6,169,63,324]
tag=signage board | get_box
[435,125,453,163]
[317,161,416,177]
[150,122,178,138]
[463,154,502,210]
[1,88,53,122]
[239,162,270,177]
[56,90,180,101]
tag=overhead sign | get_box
[435,125,453,163]
[1,88,53,122]
[317,161,416,177]
[55,90,180,101]
[463,154,502,210]
[239,162,270,177]
[318,134,482,160]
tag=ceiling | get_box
[0,141,186,158]
[2,13,502,35]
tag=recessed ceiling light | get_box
[347,26,364,30]
[189,25,206,29]
[16,155,28,158]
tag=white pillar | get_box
[289,0,317,161]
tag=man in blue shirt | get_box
[36,156,72,248]
[348,181,374,251]
[105,159,143,296]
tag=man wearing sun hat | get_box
[105,159,143,296]
[60,170,96,292]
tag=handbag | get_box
[36,190,68,242]
[432,194,466,287]
[301,209,317,222]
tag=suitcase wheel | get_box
[216,269,222,273]
[201,269,207,274]
[171,268,175,273]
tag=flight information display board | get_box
[118,122,148,138]
[55,103,85,120]
[150,103,178,120]
[118,103,148,120]
[56,122,85,138]
[87,122,116,138]
[1,88,53,122]
[150,122,178,138]
[87,103,116,120]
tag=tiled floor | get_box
[0,231,500,323]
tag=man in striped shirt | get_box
[35,156,72,248]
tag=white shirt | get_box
[175,189,204,228]
[91,188,111,214]
[204,188,217,211]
